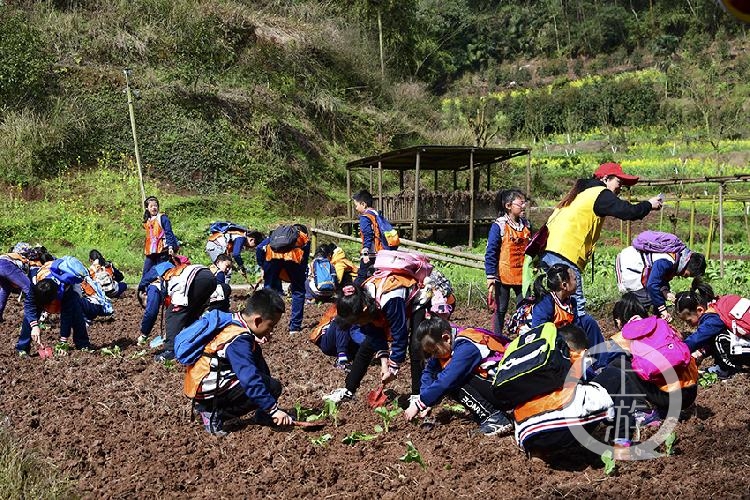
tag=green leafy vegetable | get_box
[664,431,677,456]
[374,401,402,433]
[342,431,378,445]
[698,372,718,388]
[400,441,426,469]
[442,403,466,413]
[310,433,332,447]
[601,450,616,476]
[100,345,122,358]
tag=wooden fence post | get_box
[718,183,724,278]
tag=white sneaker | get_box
[323,388,353,403]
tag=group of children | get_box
[4,178,748,461]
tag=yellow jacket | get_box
[330,247,358,283]
[545,186,606,270]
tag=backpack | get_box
[375,213,400,249]
[504,297,535,338]
[208,221,248,235]
[714,295,750,337]
[632,231,686,254]
[205,234,229,263]
[373,250,432,283]
[491,322,571,410]
[174,310,238,365]
[91,263,117,296]
[50,256,89,285]
[621,316,691,382]
[312,257,336,295]
[269,225,301,252]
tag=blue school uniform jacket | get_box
[684,312,726,352]
[419,339,483,407]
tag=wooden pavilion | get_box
[345,145,532,246]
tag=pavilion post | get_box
[399,170,404,191]
[468,150,475,247]
[434,169,438,191]
[525,151,531,198]
[486,164,490,191]
[346,168,352,219]
[453,170,457,190]
[378,161,383,210]
[413,152,421,240]
[719,182,725,278]
[369,165,373,192]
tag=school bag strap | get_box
[491,322,571,410]
[174,310,238,365]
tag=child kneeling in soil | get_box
[608,293,698,427]
[404,317,514,436]
[184,289,292,436]
[676,281,750,379]
[309,303,365,370]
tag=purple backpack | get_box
[632,231,686,254]
[621,316,691,382]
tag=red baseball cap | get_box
[593,162,639,186]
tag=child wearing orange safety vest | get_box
[185,289,292,436]
[404,317,514,436]
[485,189,531,336]
[89,249,127,298]
[139,196,179,292]
[256,224,310,335]
[352,189,399,284]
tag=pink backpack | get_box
[621,316,691,382]
[372,250,433,283]
[714,295,750,337]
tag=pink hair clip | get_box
[342,285,356,296]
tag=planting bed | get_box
[0,293,749,498]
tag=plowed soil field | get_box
[1,291,749,498]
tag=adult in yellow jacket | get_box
[541,163,663,316]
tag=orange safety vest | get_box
[144,214,166,255]
[438,328,507,379]
[498,223,531,285]
[264,232,310,264]
[513,349,583,422]
[33,262,62,314]
[610,332,698,392]
[184,323,249,399]
[551,293,575,327]
[360,210,386,253]
[310,304,338,343]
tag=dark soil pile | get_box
[0,293,749,498]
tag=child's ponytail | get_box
[675,279,716,312]
[533,263,571,302]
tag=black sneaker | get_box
[154,350,175,363]
[478,411,514,437]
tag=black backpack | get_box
[491,322,571,410]
[269,225,300,252]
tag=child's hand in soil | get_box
[271,409,293,426]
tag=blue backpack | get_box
[208,221,248,235]
[312,257,336,295]
[50,256,89,285]
[174,310,238,365]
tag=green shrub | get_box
[0,10,53,108]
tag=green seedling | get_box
[100,345,122,358]
[442,403,466,413]
[323,399,339,426]
[161,358,177,371]
[664,431,677,456]
[130,349,148,360]
[601,450,616,476]
[342,431,378,445]
[698,372,718,388]
[310,433,332,447]
[53,342,71,356]
[374,401,402,433]
[400,441,426,469]
[294,402,317,421]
